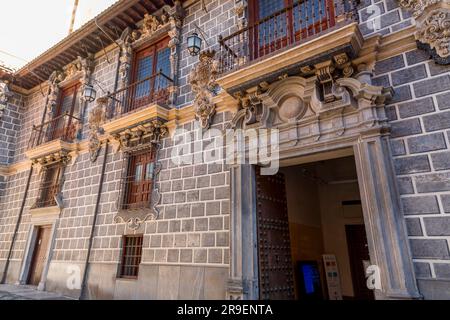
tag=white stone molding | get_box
[228,73,421,299]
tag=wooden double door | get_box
[28,225,52,286]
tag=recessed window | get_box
[35,164,62,208]
[122,150,156,210]
[119,235,143,278]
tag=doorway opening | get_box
[27,225,52,286]
[256,155,374,300]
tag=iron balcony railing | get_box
[28,113,80,150]
[218,0,359,74]
[106,72,173,120]
[34,179,59,208]
[119,174,154,210]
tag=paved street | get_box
[0,284,73,300]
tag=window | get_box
[122,149,156,210]
[119,235,143,278]
[35,164,62,208]
[248,0,336,59]
[46,83,80,142]
[129,37,171,112]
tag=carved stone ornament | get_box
[111,120,168,153]
[230,70,392,140]
[0,81,13,120]
[88,97,107,162]
[398,0,450,64]
[31,150,72,168]
[189,50,219,129]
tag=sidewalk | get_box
[0,284,74,300]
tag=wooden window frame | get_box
[122,148,156,210]
[247,0,336,60]
[36,164,63,208]
[119,234,144,279]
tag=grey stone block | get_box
[431,152,450,171]
[436,92,450,110]
[442,195,450,213]
[397,176,414,195]
[390,118,422,138]
[405,218,423,236]
[201,233,215,247]
[390,139,406,156]
[415,172,450,193]
[395,155,430,175]
[406,49,430,65]
[392,64,427,86]
[375,55,405,75]
[434,263,450,279]
[207,249,222,264]
[402,196,440,215]
[385,105,397,121]
[410,239,450,259]
[385,0,399,11]
[390,85,412,104]
[423,111,450,132]
[424,217,450,236]
[372,75,390,87]
[407,133,446,154]
[398,97,435,119]
[428,61,450,76]
[380,10,401,29]
[414,75,450,97]
[414,262,432,278]
[182,219,194,232]
[191,202,205,217]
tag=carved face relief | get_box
[278,95,305,122]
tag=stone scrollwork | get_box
[398,0,450,64]
[189,50,219,129]
[0,81,13,121]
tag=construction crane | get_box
[69,0,80,34]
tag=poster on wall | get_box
[322,254,343,300]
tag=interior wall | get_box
[282,156,365,299]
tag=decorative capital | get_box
[398,0,450,64]
[189,50,219,129]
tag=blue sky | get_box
[0,0,118,70]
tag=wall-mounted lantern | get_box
[187,33,202,56]
[83,84,97,103]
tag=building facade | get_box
[0,0,449,300]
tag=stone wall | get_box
[0,0,450,300]
[373,49,450,289]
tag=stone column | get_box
[353,135,422,299]
[227,164,259,300]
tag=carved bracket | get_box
[189,50,219,129]
[398,0,450,64]
[111,120,168,153]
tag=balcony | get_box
[102,72,173,136]
[217,0,362,93]
[26,113,80,163]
